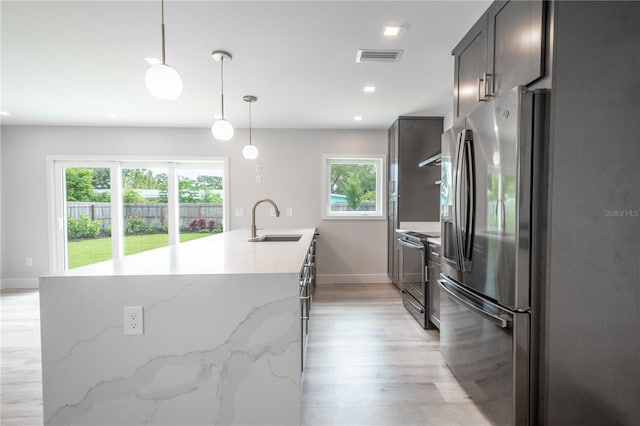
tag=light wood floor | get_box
[1,289,43,426]
[1,284,491,426]
[302,283,492,426]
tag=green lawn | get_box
[67,233,214,269]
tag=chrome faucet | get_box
[251,198,280,238]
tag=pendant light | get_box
[145,0,183,100]
[211,50,234,141]
[242,95,259,159]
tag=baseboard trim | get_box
[316,274,391,285]
[1,278,39,290]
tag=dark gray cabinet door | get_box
[397,118,442,222]
[453,0,545,117]
[453,13,488,119]
[487,0,545,95]
[388,197,398,284]
[388,122,398,197]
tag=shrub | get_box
[91,191,111,202]
[126,216,146,234]
[67,215,102,239]
[188,218,207,232]
[207,219,216,231]
[146,219,164,234]
[123,188,146,203]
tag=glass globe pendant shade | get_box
[242,144,259,159]
[145,64,183,100]
[211,119,234,141]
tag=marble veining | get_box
[44,292,299,425]
[46,279,202,366]
[39,228,313,425]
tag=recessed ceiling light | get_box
[354,116,363,121]
[0,111,11,116]
[384,25,402,37]
[107,112,118,119]
[363,86,376,93]
[144,57,162,65]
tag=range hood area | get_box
[418,153,441,167]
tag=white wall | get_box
[0,125,389,288]
[0,134,3,289]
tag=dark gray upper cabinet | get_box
[453,0,545,118]
[389,117,443,221]
[487,0,545,94]
[453,13,489,119]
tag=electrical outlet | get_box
[235,207,244,217]
[270,207,276,217]
[124,306,143,335]
[26,258,33,267]
[255,164,261,173]
[255,175,262,184]
[286,208,293,217]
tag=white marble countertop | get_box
[46,228,316,277]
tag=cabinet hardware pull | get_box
[484,72,495,97]
[477,76,486,102]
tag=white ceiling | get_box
[1,1,490,130]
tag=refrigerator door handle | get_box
[463,138,476,266]
[453,132,465,270]
[438,279,510,328]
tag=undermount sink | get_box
[248,234,303,242]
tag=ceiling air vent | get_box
[356,49,403,63]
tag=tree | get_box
[123,188,145,203]
[197,175,222,189]
[92,168,110,189]
[203,192,223,203]
[343,174,365,210]
[122,169,159,189]
[330,163,376,210]
[157,174,224,203]
[178,178,199,203]
[66,168,94,201]
[91,191,111,202]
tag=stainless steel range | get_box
[396,230,440,329]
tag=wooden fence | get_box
[331,201,376,211]
[67,202,224,231]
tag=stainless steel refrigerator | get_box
[439,86,545,426]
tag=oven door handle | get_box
[402,289,425,313]
[397,238,425,250]
[438,279,510,328]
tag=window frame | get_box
[47,155,229,273]
[321,154,386,220]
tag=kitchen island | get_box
[39,228,316,426]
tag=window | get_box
[49,158,228,271]
[321,154,385,219]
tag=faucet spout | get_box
[251,198,281,238]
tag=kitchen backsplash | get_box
[398,222,441,235]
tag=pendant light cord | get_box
[161,0,166,64]
[220,58,225,119]
[249,101,253,145]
